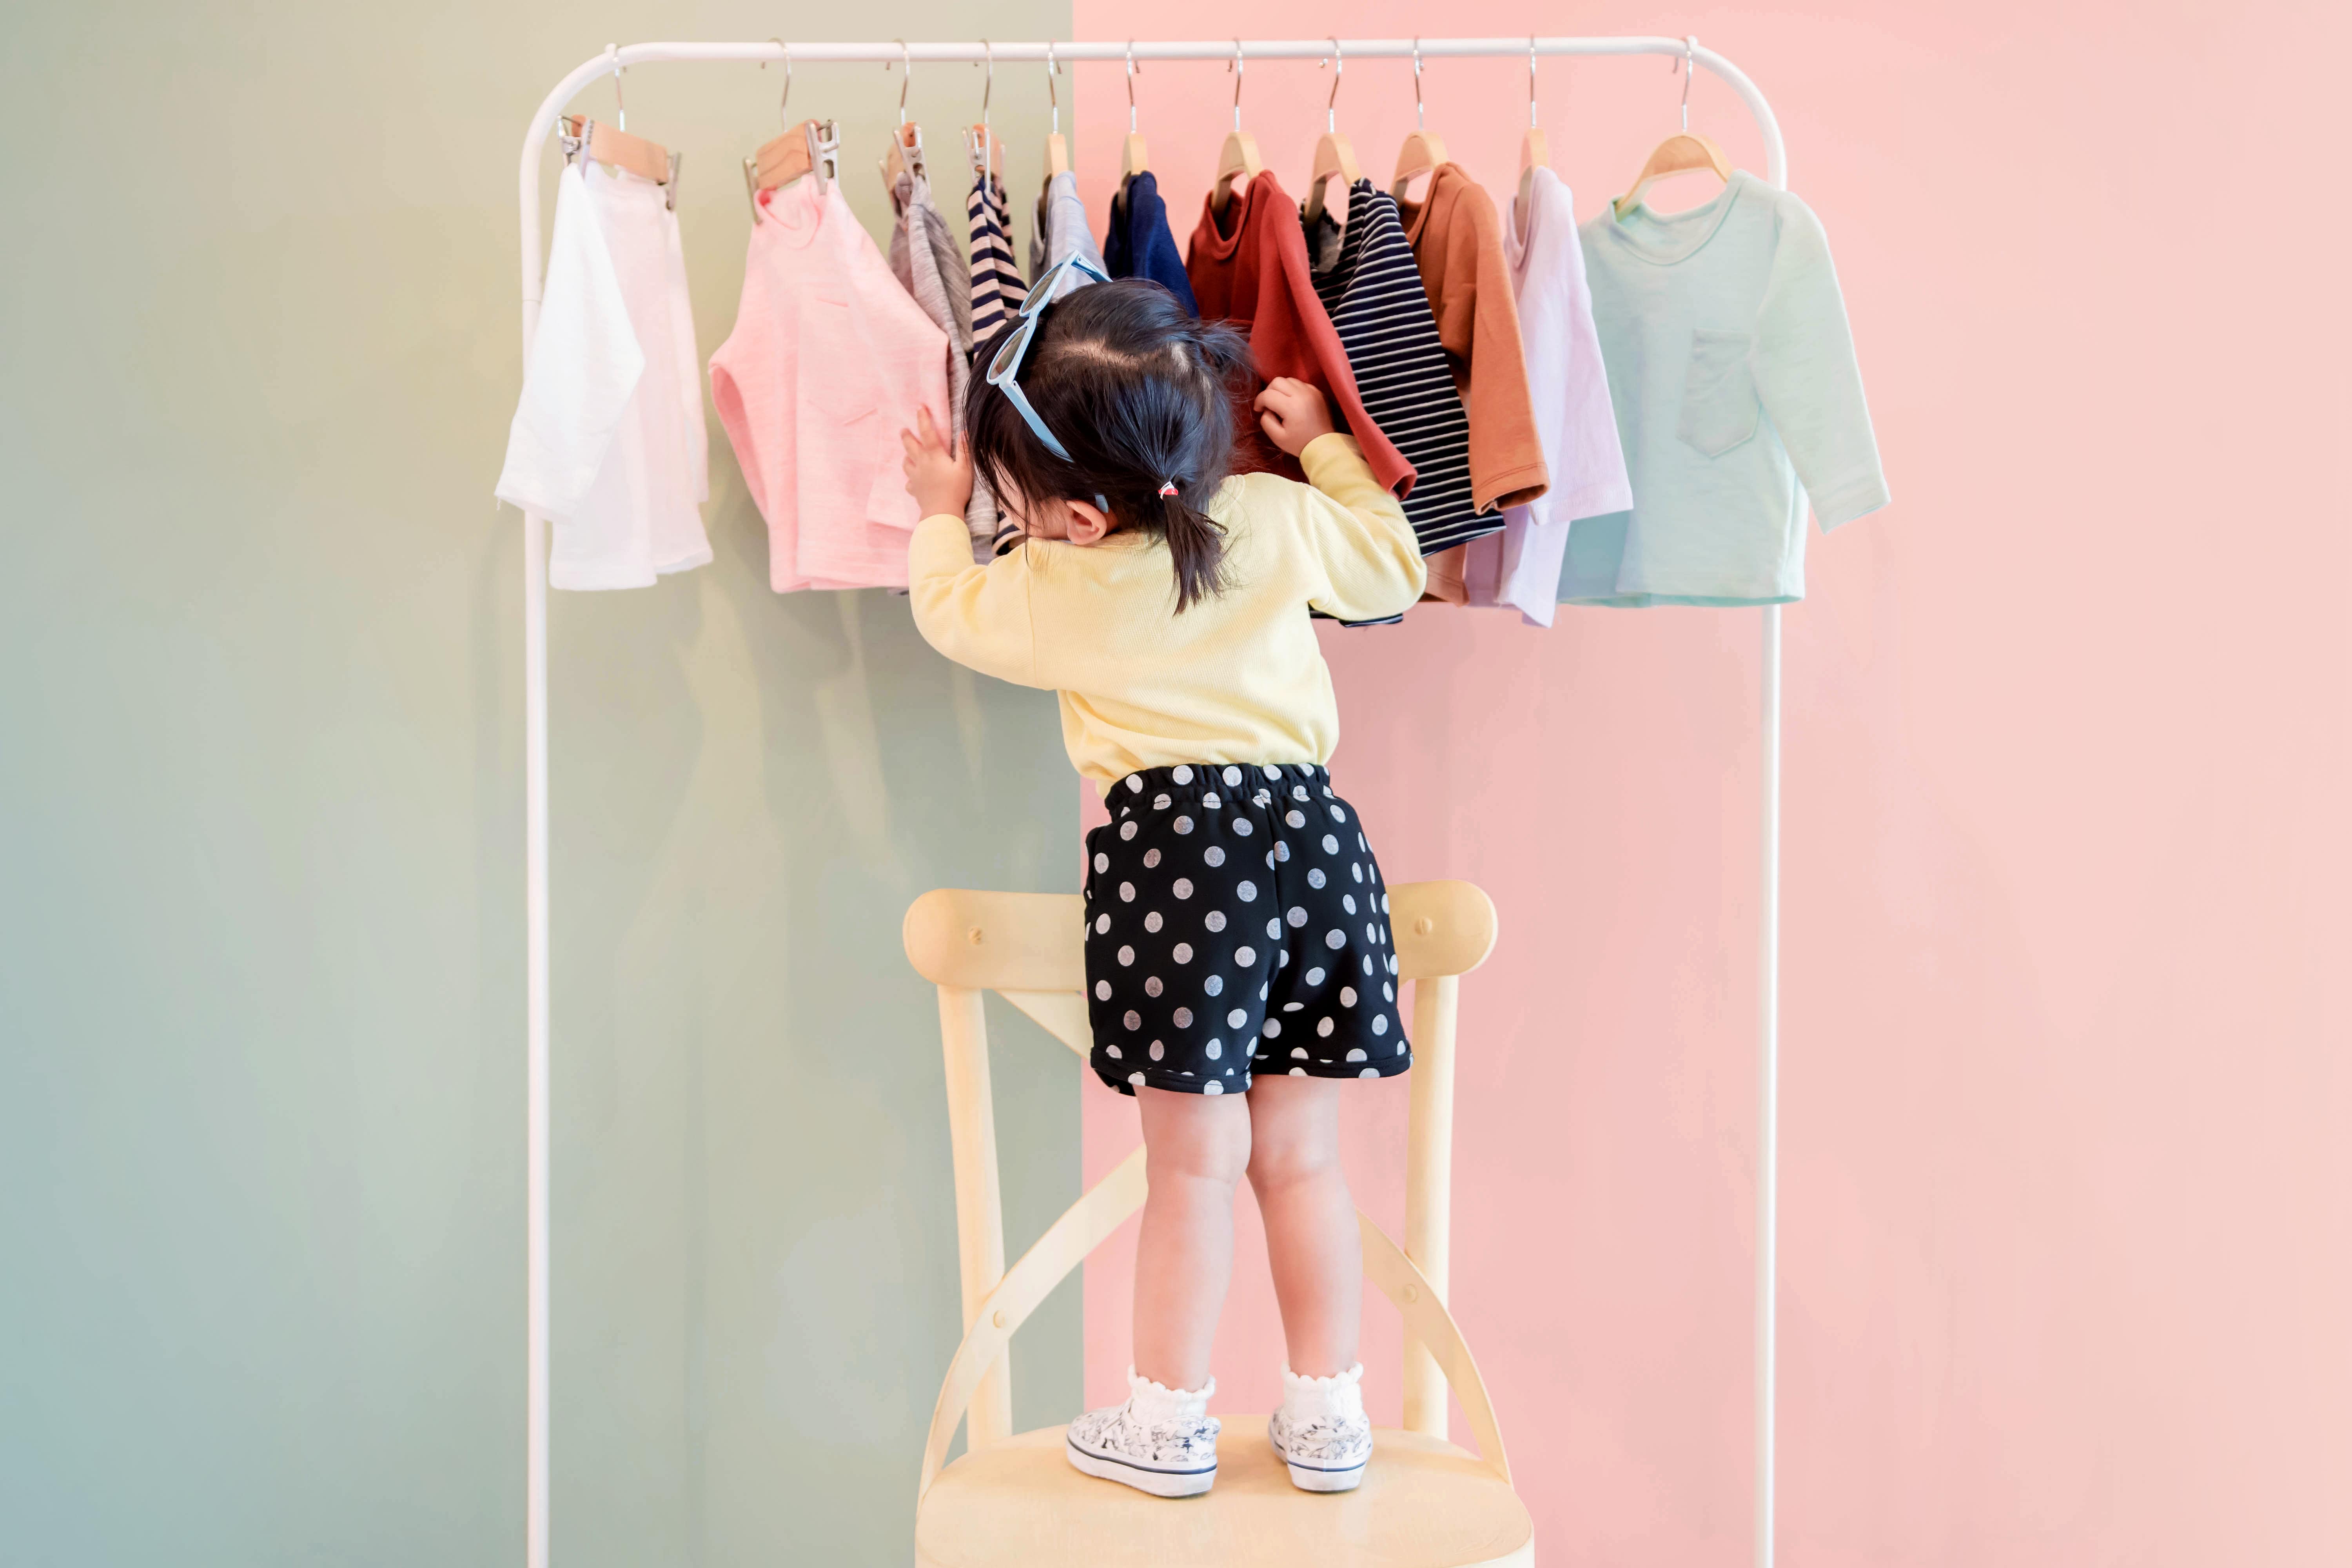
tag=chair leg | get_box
[1403,973,1458,1437]
[940,985,1011,1448]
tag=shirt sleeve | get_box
[1295,433,1428,622]
[495,167,643,519]
[906,512,1043,687]
[1447,178,1549,513]
[1753,196,1890,530]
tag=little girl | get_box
[901,269,1425,1497]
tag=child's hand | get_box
[1253,376,1337,457]
[902,407,974,521]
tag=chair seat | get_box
[916,1420,1534,1568]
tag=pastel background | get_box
[1,4,1081,1566]
[1067,4,2352,1566]
[3,3,2348,1568]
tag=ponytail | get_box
[1143,488,1229,612]
[966,279,1254,615]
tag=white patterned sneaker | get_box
[1065,1368,1220,1498]
[1267,1361,1372,1492]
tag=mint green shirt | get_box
[1566,172,1888,606]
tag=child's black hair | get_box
[966,279,1253,612]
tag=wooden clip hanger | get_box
[1515,39,1550,238]
[964,40,1005,180]
[1614,37,1734,217]
[1303,38,1362,227]
[561,115,673,189]
[1041,43,1070,182]
[742,44,839,222]
[565,49,677,203]
[1211,40,1264,217]
[881,41,927,191]
[1119,42,1149,183]
[1390,40,1447,202]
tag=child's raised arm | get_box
[1293,432,1428,625]
[905,413,1042,688]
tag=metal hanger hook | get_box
[1323,38,1343,134]
[766,39,789,123]
[1680,35,1697,132]
[1046,41,1059,136]
[1529,37,1539,130]
[1229,40,1244,134]
[1125,41,1140,135]
[606,43,626,132]
[894,39,911,125]
[1411,38,1425,132]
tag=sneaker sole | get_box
[1279,1456,1367,1492]
[1065,1438,1218,1498]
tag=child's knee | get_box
[1247,1125,1341,1194]
[1143,1096,1252,1189]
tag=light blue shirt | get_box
[1566,172,1888,606]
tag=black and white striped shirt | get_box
[1308,181,1495,555]
[967,172,1028,358]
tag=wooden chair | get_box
[902,879,1532,1567]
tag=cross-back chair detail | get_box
[902,878,1509,1506]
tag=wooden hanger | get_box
[740,46,840,221]
[1041,44,1071,181]
[1120,44,1149,182]
[1211,41,1264,217]
[883,123,926,189]
[563,49,675,196]
[1515,41,1550,236]
[964,125,1004,178]
[561,116,673,189]
[1303,39,1362,226]
[743,119,839,222]
[964,41,1003,181]
[1614,38,1734,216]
[1389,41,1448,202]
[881,43,927,190]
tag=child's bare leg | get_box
[1245,1075,1361,1377]
[1132,1086,1251,1391]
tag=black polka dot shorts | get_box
[1082,762,1409,1097]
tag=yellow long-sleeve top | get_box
[908,433,1426,790]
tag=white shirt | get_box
[496,161,710,591]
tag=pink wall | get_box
[1069,4,2352,1563]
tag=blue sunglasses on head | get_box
[985,253,1112,463]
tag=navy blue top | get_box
[1101,171,1199,317]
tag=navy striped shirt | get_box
[1307,181,1495,555]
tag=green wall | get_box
[0,5,1078,1564]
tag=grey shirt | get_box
[890,169,995,562]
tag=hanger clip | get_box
[808,118,840,187]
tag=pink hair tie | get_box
[1157,480,1180,497]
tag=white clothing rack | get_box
[512,35,1792,1568]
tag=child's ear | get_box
[1064,497,1113,546]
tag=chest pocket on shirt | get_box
[804,291,880,424]
[1675,329,1760,457]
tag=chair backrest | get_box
[902,878,1501,1496]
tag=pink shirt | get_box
[1463,167,1633,625]
[711,178,950,592]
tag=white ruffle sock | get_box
[1128,1366,1214,1422]
[1279,1361,1365,1426]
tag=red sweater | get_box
[1186,172,1416,497]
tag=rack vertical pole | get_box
[1756,603,1781,1568]
[524,550,550,1563]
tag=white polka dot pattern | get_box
[1082,763,1405,1099]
